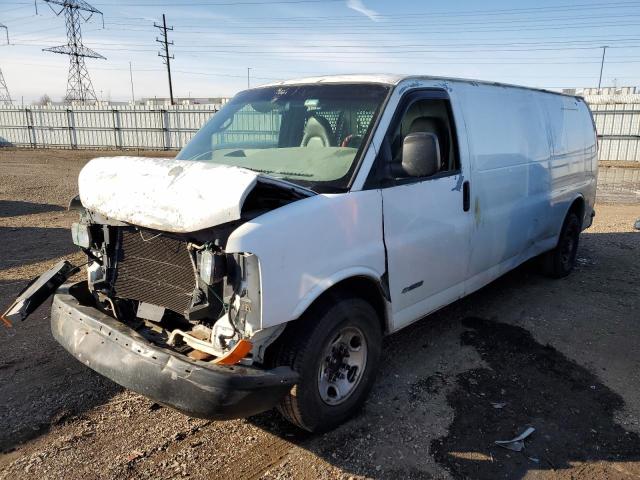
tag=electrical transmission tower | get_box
[39,0,106,104]
[0,23,12,106]
[154,14,175,105]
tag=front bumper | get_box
[51,282,298,420]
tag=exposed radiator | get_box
[114,229,195,315]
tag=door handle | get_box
[463,181,470,212]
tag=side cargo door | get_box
[374,89,473,330]
[454,85,555,291]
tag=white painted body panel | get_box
[382,174,472,330]
[452,82,597,295]
[355,77,595,331]
[454,85,558,279]
[225,191,386,329]
[78,157,260,233]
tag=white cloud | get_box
[346,0,380,22]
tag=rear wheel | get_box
[541,211,581,278]
[275,295,382,432]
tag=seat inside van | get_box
[301,115,335,148]
[393,100,456,172]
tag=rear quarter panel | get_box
[539,95,598,232]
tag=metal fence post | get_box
[24,108,35,148]
[161,109,170,150]
[112,109,122,149]
[66,108,77,149]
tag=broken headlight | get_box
[198,249,226,285]
[71,222,91,249]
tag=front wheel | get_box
[275,295,382,432]
[541,211,581,278]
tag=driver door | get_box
[378,90,472,330]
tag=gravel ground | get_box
[0,148,639,480]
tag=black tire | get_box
[275,294,382,433]
[541,211,582,278]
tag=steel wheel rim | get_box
[317,326,368,406]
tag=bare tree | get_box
[34,94,52,106]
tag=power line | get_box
[3,60,636,82]
[80,21,640,37]
[19,27,640,48]
[89,0,640,22]
[11,41,640,57]
[145,11,640,28]
[93,0,341,5]
[154,13,174,105]
[91,0,640,14]
[15,31,640,52]
[7,0,640,20]
[92,13,640,29]
[14,40,640,61]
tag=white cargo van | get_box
[3,75,597,432]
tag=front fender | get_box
[225,190,385,329]
[290,266,384,320]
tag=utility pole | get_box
[155,14,174,105]
[247,67,251,89]
[0,23,12,106]
[40,0,106,104]
[129,61,135,103]
[598,46,608,92]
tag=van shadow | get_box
[0,280,122,453]
[248,231,640,479]
[0,226,77,270]
[0,200,65,218]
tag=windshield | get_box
[176,84,390,192]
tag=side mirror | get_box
[401,132,441,177]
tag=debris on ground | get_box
[494,426,535,452]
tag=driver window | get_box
[389,99,458,175]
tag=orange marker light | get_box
[213,339,252,365]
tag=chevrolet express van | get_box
[3,75,598,432]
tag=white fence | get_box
[0,104,218,150]
[0,102,640,161]
[590,104,640,162]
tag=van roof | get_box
[260,74,578,99]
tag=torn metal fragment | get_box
[494,427,535,452]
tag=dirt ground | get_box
[0,148,639,480]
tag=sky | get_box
[1,0,639,103]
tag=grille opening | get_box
[113,229,196,316]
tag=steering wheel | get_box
[340,134,363,148]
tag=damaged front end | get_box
[69,205,280,366]
[2,158,314,419]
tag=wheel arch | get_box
[566,194,586,230]
[290,270,390,335]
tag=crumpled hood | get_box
[78,156,262,232]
